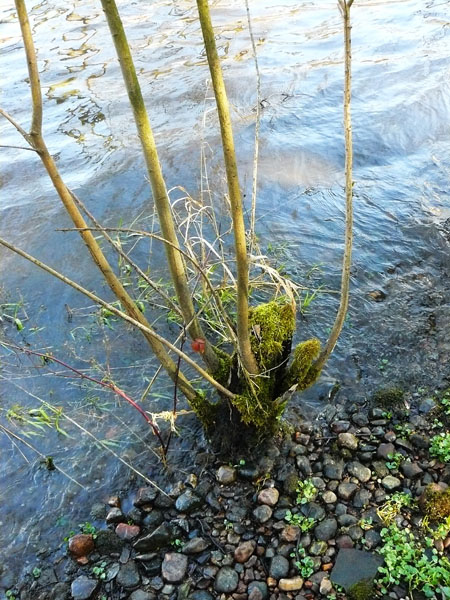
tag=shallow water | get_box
[1,0,450,587]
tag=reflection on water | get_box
[1,0,450,585]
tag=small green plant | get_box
[385,452,404,471]
[377,523,450,598]
[32,567,41,579]
[6,591,17,600]
[171,538,183,550]
[79,522,97,537]
[92,561,107,580]
[430,432,450,463]
[284,510,316,531]
[377,492,414,525]
[296,479,317,505]
[358,517,374,531]
[379,358,389,371]
[382,410,393,419]
[394,423,413,439]
[223,519,234,531]
[290,546,315,578]
[441,394,450,416]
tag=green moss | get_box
[249,299,295,370]
[212,347,232,386]
[421,485,450,522]
[348,580,375,600]
[372,387,404,408]
[190,391,217,428]
[284,338,321,391]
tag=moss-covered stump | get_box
[193,297,323,457]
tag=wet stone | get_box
[106,507,124,524]
[253,505,272,523]
[134,522,173,552]
[314,518,337,541]
[234,540,256,563]
[161,552,188,583]
[377,443,396,460]
[301,502,325,521]
[71,576,98,600]
[116,523,140,541]
[323,461,344,480]
[338,433,358,451]
[95,529,123,554]
[216,465,237,484]
[337,482,358,500]
[279,576,304,591]
[182,537,209,554]
[129,591,154,600]
[280,525,300,543]
[347,462,371,483]
[296,456,312,476]
[400,462,423,479]
[116,561,141,589]
[189,592,214,600]
[331,548,383,591]
[381,475,401,491]
[353,488,372,508]
[258,487,279,506]
[269,555,289,579]
[214,566,239,593]
[134,486,158,508]
[248,581,269,600]
[322,491,337,504]
[68,534,94,560]
[175,489,203,513]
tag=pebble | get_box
[278,576,304,591]
[68,534,94,561]
[106,507,124,524]
[337,482,358,500]
[322,490,337,504]
[377,443,396,460]
[134,487,158,508]
[116,523,140,541]
[253,505,272,523]
[214,566,239,593]
[381,475,401,491]
[161,552,188,583]
[234,540,257,563]
[116,561,141,588]
[337,433,359,451]
[269,555,289,579]
[347,461,371,483]
[175,489,203,513]
[258,488,279,506]
[71,576,98,600]
[216,465,237,484]
[314,518,338,541]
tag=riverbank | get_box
[14,387,450,600]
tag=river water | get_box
[1,0,450,588]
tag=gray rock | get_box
[106,507,124,524]
[372,460,389,478]
[314,518,337,541]
[258,487,279,506]
[90,503,106,520]
[296,456,312,476]
[322,491,337,504]
[338,433,358,451]
[161,552,188,583]
[216,465,237,484]
[337,482,358,500]
[49,583,70,600]
[247,581,269,599]
[331,548,383,591]
[189,592,214,600]
[142,510,164,529]
[129,591,154,600]
[134,523,173,552]
[269,555,290,579]
[364,529,382,549]
[214,567,239,593]
[134,486,158,508]
[353,488,372,508]
[71,576,98,600]
[400,462,423,479]
[175,490,203,513]
[381,475,401,491]
[116,561,141,589]
[182,537,209,554]
[253,505,272,523]
[347,462,371,483]
[301,502,325,521]
[377,443,396,460]
[323,460,344,480]
[410,433,429,449]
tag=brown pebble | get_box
[68,534,94,560]
[234,540,256,563]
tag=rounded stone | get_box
[182,537,209,554]
[381,475,401,491]
[269,555,289,579]
[278,576,304,591]
[214,566,239,593]
[337,482,358,500]
[115,523,140,540]
[68,534,94,560]
[234,540,256,563]
[216,465,237,485]
[337,433,358,451]
[161,552,188,583]
[347,462,371,483]
[116,561,141,589]
[175,490,203,513]
[322,491,337,504]
[253,504,272,523]
[247,581,269,599]
[258,487,279,507]
[314,518,338,541]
